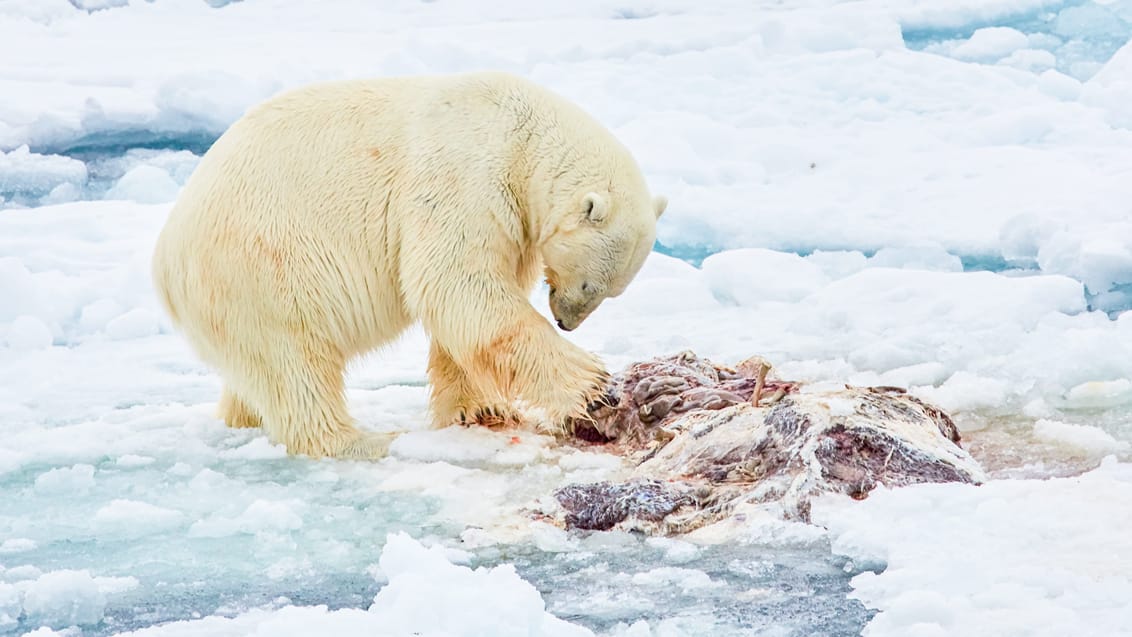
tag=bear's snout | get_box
[550,290,592,331]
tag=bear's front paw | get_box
[585,384,619,414]
[540,355,610,431]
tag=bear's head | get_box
[542,189,667,331]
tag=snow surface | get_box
[1,0,1131,636]
[815,457,1132,637]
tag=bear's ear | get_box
[653,195,668,219]
[583,192,608,224]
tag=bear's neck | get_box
[503,85,618,248]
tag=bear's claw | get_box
[472,405,520,428]
[453,405,521,428]
[586,386,619,414]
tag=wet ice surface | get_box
[0,447,446,634]
[902,0,1132,80]
[499,537,873,636]
[0,414,874,636]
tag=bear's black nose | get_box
[556,319,566,330]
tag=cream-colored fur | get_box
[152,71,665,459]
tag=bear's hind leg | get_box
[248,336,395,459]
[219,388,262,429]
[427,342,519,428]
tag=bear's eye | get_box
[581,281,591,294]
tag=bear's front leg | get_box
[520,327,610,431]
[428,342,521,428]
[438,305,609,434]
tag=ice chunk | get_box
[114,454,155,468]
[92,499,185,538]
[78,299,125,333]
[1038,224,1132,293]
[1084,39,1132,129]
[1051,2,1129,41]
[1062,378,1132,409]
[189,499,305,538]
[0,583,19,631]
[1033,419,1129,455]
[701,248,829,305]
[370,532,593,637]
[4,315,53,350]
[104,165,180,203]
[913,371,1009,412]
[33,464,95,495]
[805,250,868,280]
[867,244,962,272]
[0,538,36,554]
[998,213,1058,264]
[951,27,1030,62]
[645,537,701,564]
[41,181,82,206]
[22,570,107,628]
[105,308,161,340]
[0,146,87,198]
[630,567,722,592]
[998,48,1057,73]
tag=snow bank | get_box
[1084,39,1132,129]
[815,459,1132,637]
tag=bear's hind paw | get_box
[334,431,398,460]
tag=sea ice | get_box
[951,27,1030,62]
[104,165,180,204]
[0,1,1130,636]
[815,458,1132,637]
[110,533,594,637]
[0,146,86,203]
[21,570,107,629]
[1032,418,1129,455]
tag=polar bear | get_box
[152,71,666,459]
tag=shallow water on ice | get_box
[901,0,1132,80]
[0,454,448,634]
[501,538,874,636]
[0,451,872,636]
